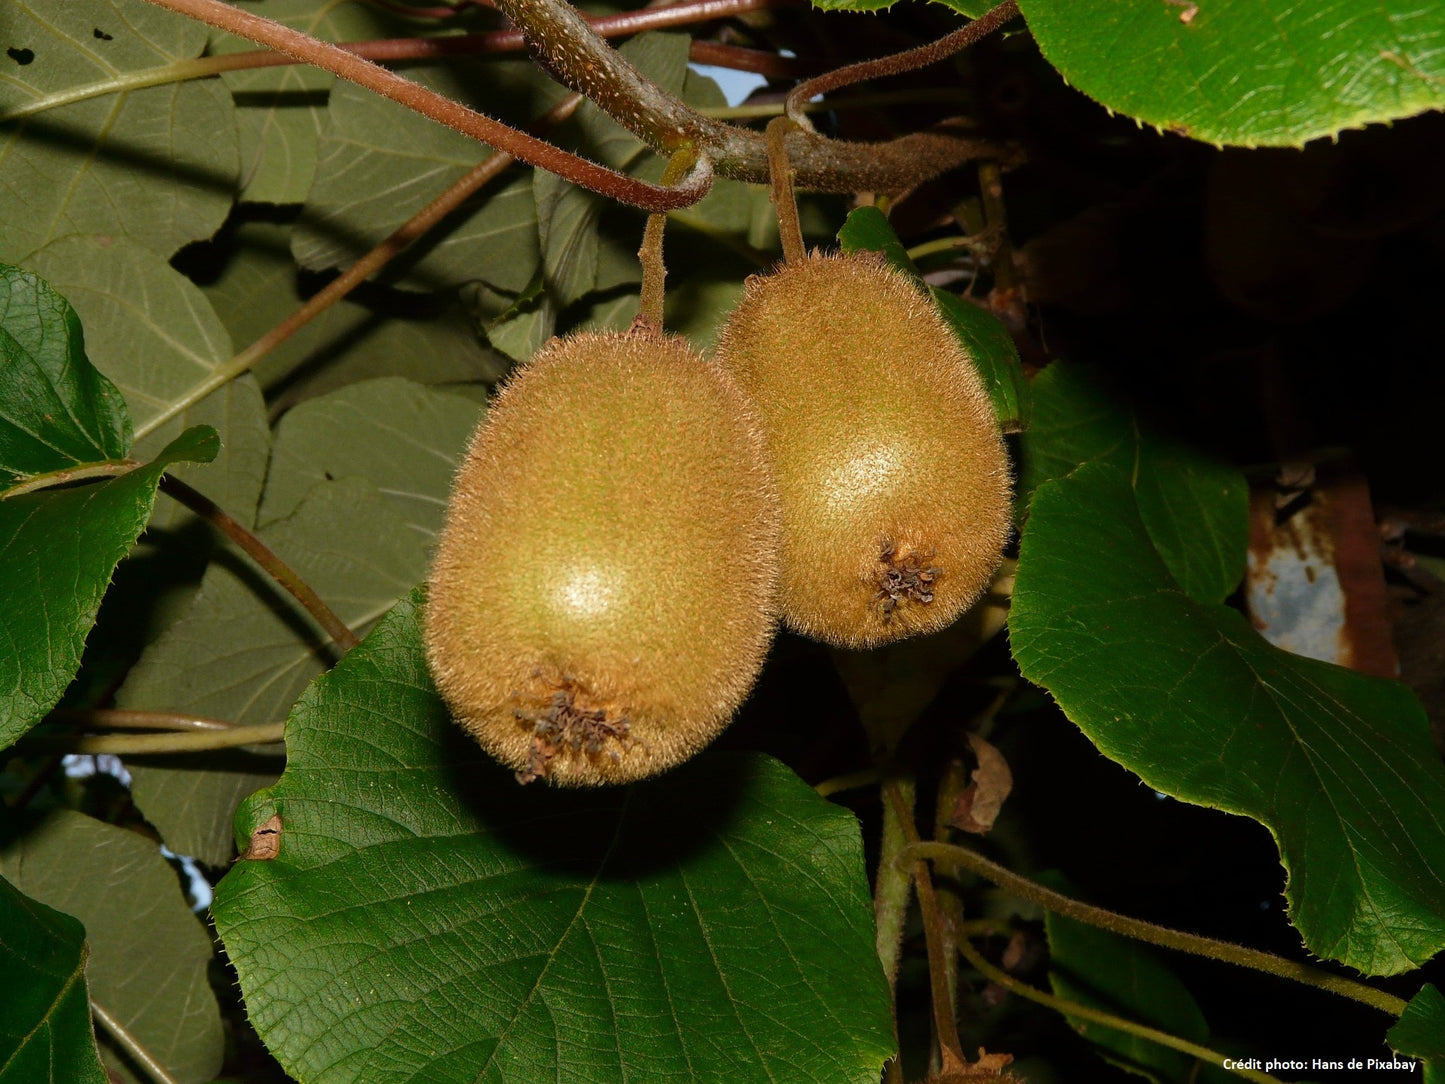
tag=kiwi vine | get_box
[1,0,1442,1083]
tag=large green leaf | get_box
[212,588,896,1084]
[119,477,427,866]
[24,237,271,536]
[1018,363,1246,605]
[288,67,555,291]
[0,426,217,748]
[0,811,222,1084]
[0,264,129,488]
[1017,0,1445,147]
[0,876,106,1084]
[257,377,483,534]
[199,221,507,409]
[0,0,236,262]
[1010,462,1445,976]
[209,0,413,205]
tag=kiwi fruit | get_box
[714,250,1011,648]
[425,330,781,786]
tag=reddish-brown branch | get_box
[787,0,1020,120]
[138,0,711,211]
[158,475,360,653]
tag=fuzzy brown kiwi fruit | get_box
[714,250,1011,648]
[425,330,780,786]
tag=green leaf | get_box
[0,811,223,1084]
[837,207,1032,435]
[1040,874,1210,1082]
[0,0,236,262]
[118,477,432,865]
[1019,363,1246,605]
[257,377,483,534]
[24,236,272,533]
[199,221,508,409]
[809,0,897,13]
[929,288,1031,432]
[0,263,130,487]
[1010,462,1445,976]
[0,875,107,1084]
[1389,984,1445,1063]
[1016,0,1445,147]
[927,0,999,17]
[212,588,896,1084]
[0,426,217,749]
[534,170,604,308]
[210,0,412,205]
[838,206,920,276]
[289,72,553,291]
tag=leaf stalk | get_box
[901,840,1409,1017]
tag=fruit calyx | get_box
[875,539,942,620]
[512,683,634,785]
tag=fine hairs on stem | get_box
[784,0,1020,125]
[900,840,1408,1017]
[638,146,701,331]
[135,0,712,212]
[766,117,806,265]
[954,935,1285,1084]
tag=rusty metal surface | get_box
[1245,467,1397,679]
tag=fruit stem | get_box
[158,475,361,654]
[883,778,969,1072]
[955,934,1286,1084]
[784,0,1020,124]
[901,841,1410,1017]
[638,146,701,331]
[133,93,582,444]
[766,117,807,264]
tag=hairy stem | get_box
[814,766,884,798]
[490,0,1011,190]
[785,0,1019,121]
[31,723,286,755]
[133,93,582,442]
[902,841,1408,1017]
[135,0,711,211]
[158,476,359,652]
[638,146,700,330]
[955,935,1284,1084]
[884,779,967,1071]
[766,117,806,263]
[2,29,812,126]
[92,1001,184,1084]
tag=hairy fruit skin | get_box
[425,331,781,786]
[715,251,1012,647]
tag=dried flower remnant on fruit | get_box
[513,686,635,785]
[876,539,942,620]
